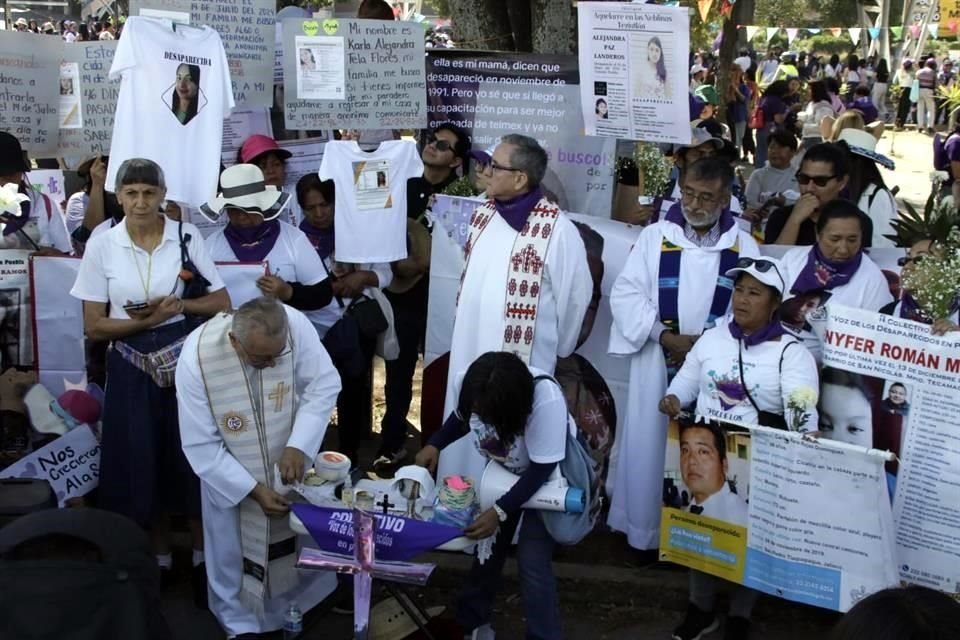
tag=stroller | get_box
[0,507,170,640]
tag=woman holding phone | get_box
[70,158,230,603]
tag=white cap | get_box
[690,64,706,76]
[725,257,787,296]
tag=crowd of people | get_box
[2,2,960,638]
[10,14,120,41]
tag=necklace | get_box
[127,220,162,300]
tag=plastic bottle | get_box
[283,602,303,639]
[341,475,354,507]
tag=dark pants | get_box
[100,322,199,527]
[380,278,428,457]
[896,90,913,127]
[457,511,562,639]
[334,333,376,464]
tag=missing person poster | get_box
[58,41,121,157]
[819,303,960,595]
[660,419,898,612]
[577,2,691,145]
[0,251,33,369]
[0,31,63,155]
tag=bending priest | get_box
[176,296,342,638]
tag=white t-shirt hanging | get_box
[106,16,235,207]
[318,140,424,263]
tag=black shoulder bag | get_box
[738,339,794,430]
[178,221,212,328]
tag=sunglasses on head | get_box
[897,255,926,267]
[796,172,836,187]
[735,257,785,289]
[426,136,453,153]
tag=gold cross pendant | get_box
[268,381,290,413]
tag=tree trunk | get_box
[530,0,576,55]
[448,0,514,50]
[716,0,749,122]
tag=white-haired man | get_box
[176,296,341,638]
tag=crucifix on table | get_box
[376,494,395,515]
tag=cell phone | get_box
[123,302,149,312]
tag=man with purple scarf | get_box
[436,134,592,488]
[606,156,759,557]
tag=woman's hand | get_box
[90,156,107,188]
[257,274,293,301]
[332,271,371,298]
[658,394,683,418]
[660,332,697,367]
[148,296,184,324]
[464,508,500,539]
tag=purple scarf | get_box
[299,218,335,260]
[729,318,785,349]
[899,292,960,324]
[663,202,736,235]
[223,219,282,262]
[790,244,863,295]
[494,187,544,232]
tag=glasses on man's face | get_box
[796,172,836,187]
[897,255,927,267]
[486,160,523,174]
[680,187,718,207]
[233,337,290,368]
[426,136,454,153]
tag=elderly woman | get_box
[295,173,393,466]
[659,256,819,640]
[69,158,230,592]
[780,199,893,312]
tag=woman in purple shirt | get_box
[755,80,790,168]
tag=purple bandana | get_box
[299,218,335,260]
[729,318,785,349]
[790,244,863,295]
[899,292,960,324]
[663,201,736,236]
[223,219,281,262]
[494,187,544,232]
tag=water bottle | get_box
[283,602,303,639]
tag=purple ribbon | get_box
[790,244,863,295]
[494,186,544,232]
[291,503,462,562]
[728,318,785,349]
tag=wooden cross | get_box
[268,381,290,413]
[377,494,396,515]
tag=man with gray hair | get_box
[176,296,341,638]
[606,156,759,566]
[437,134,592,496]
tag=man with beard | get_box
[607,156,758,555]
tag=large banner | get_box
[820,304,960,594]
[659,419,898,612]
[282,18,427,131]
[426,50,616,218]
[577,2,691,145]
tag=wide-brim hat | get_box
[837,128,895,170]
[673,125,725,154]
[369,597,444,640]
[14,18,27,26]
[0,132,30,175]
[199,163,290,222]
[726,256,787,297]
[239,134,292,165]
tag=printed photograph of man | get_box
[679,421,748,527]
[881,382,910,417]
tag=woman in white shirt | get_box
[70,158,230,584]
[796,80,836,149]
[294,173,393,466]
[659,256,819,640]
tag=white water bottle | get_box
[283,602,303,639]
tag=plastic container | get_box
[314,451,351,482]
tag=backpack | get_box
[532,375,604,545]
[933,132,959,172]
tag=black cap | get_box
[0,132,29,175]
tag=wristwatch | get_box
[493,504,508,523]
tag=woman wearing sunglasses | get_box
[658,256,819,640]
[780,199,894,316]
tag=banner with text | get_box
[0,31,64,155]
[426,50,616,218]
[0,425,100,506]
[820,304,960,595]
[577,2,691,145]
[58,41,120,157]
[282,18,426,131]
[660,419,898,612]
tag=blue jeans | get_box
[458,511,562,639]
[754,126,772,167]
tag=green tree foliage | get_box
[754,0,808,28]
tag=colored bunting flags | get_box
[829,27,842,37]
[807,28,821,34]
[738,23,959,42]
[890,26,903,38]
[766,26,779,42]
[848,27,862,46]
[928,23,939,39]
[745,25,761,41]
[697,0,713,22]
[909,24,921,39]
[786,27,798,43]
[868,27,881,39]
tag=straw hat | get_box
[199,164,290,221]
[836,128,895,170]
[369,597,444,640]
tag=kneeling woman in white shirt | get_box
[70,158,230,577]
[659,256,819,640]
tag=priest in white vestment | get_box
[177,296,341,638]
[438,134,592,484]
[607,157,760,551]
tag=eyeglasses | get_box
[680,188,719,207]
[897,255,927,267]
[487,160,523,174]
[426,136,453,153]
[735,257,785,290]
[232,336,291,368]
[796,172,837,187]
